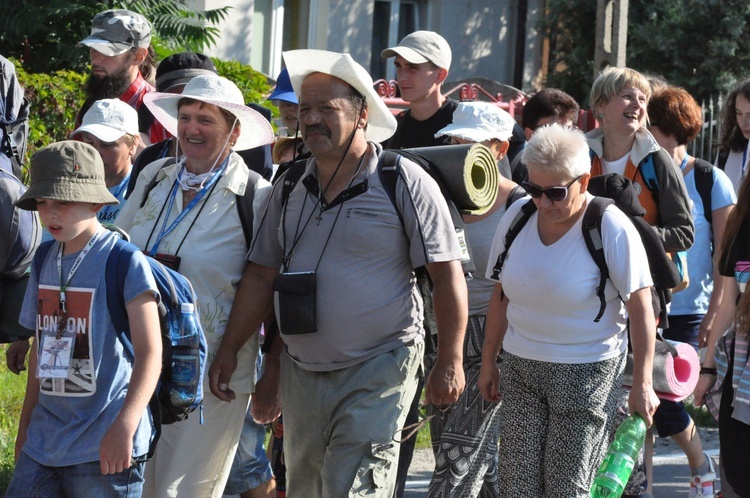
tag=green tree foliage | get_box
[538,0,597,105]
[12,59,87,159]
[10,57,272,164]
[627,1,750,101]
[1,0,230,73]
[539,0,750,105]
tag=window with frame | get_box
[371,0,423,81]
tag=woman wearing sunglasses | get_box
[478,124,659,497]
[586,67,694,497]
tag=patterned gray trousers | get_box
[425,315,502,498]
[497,351,625,498]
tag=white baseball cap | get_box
[381,31,452,70]
[71,99,139,143]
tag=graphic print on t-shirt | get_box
[36,285,96,396]
[737,261,750,293]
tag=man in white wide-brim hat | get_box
[209,50,468,497]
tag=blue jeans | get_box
[223,403,273,494]
[6,451,145,497]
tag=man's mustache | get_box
[304,125,331,138]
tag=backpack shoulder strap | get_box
[279,158,309,208]
[693,158,714,228]
[581,197,614,322]
[139,157,177,209]
[236,170,261,247]
[638,152,660,195]
[105,239,136,350]
[377,149,404,226]
[505,185,527,212]
[716,149,729,171]
[31,240,56,278]
[490,199,537,280]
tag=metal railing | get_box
[689,94,723,163]
[373,79,723,163]
[373,79,528,119]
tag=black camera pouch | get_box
[273,271,317,335]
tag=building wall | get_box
[196,0,256,63]
[200,0,545,93]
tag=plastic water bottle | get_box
[590,413,647,498]
[169,303,200,407]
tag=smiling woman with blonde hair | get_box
[586,67,694,496]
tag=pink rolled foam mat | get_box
[622,339,700,402]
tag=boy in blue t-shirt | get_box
[7,141,162,497]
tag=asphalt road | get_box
[404,446,724,497]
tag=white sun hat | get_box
[143,74,274,150]
[71,99,139,143]
[282,49,397,143]
[435,101,516,142]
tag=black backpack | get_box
[692,158,716,252]
[491,173,681,328]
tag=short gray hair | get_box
[522,124,591,179]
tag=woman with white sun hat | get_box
[116,73,273,498]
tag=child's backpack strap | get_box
[31,240,56,279]
[105,239,166,461]
[490,199,537,281]
[581,197,613,323]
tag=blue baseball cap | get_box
[267,68,297,104]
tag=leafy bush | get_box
[11,56,274,173]
[213,58,276,118]
[13,60,87,163]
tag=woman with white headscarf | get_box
[116,74,273,498]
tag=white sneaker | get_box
[689,452,716,497]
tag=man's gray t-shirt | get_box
[251,142,462,371]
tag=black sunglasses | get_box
[521,175,582,202]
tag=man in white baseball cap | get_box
[380,30,458,496]
[210,49,468,498]
[381,31,456,151]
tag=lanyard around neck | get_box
[148,158,228,257]
[57,229,103,312]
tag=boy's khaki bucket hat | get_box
[16,141,118,211]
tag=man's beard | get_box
[84,65,134,100]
